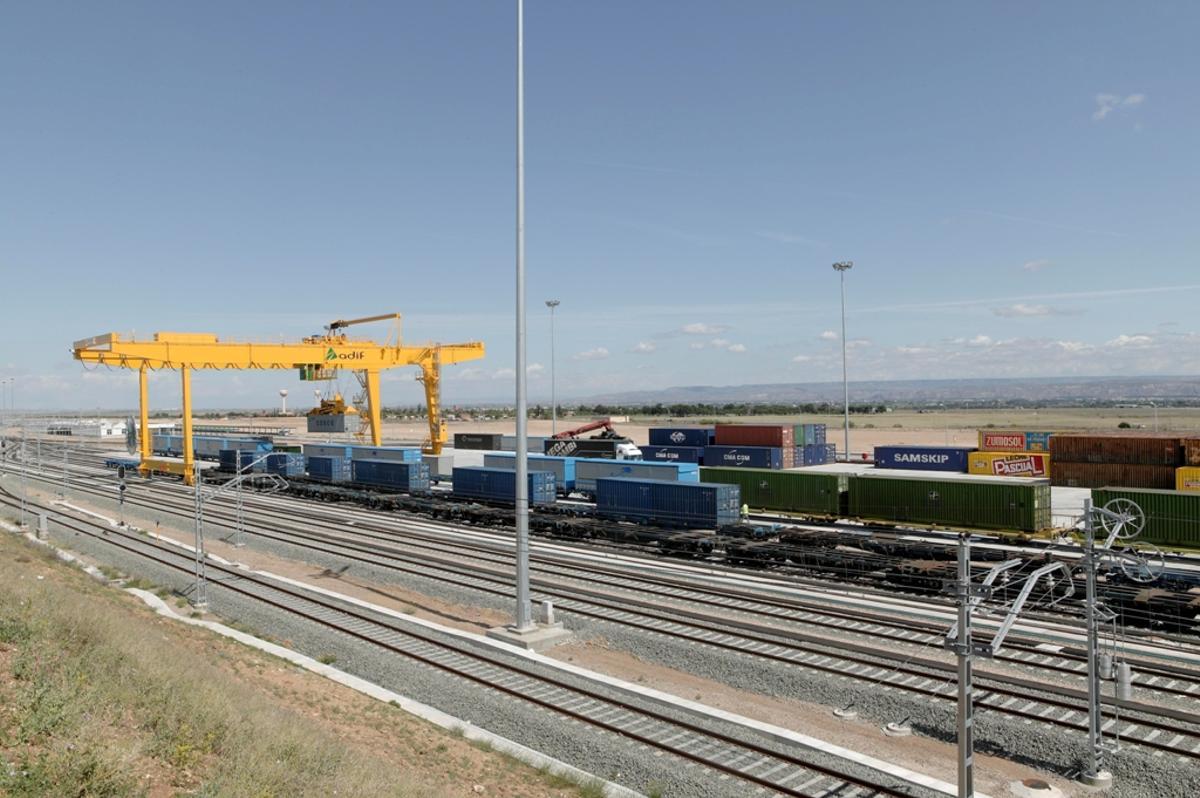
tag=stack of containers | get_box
[794,423,827,445]
[266,452,305,477]
[968,429,1053,479]
[1179,438,1200,492]
[303,444,354,482]
[572,458,699,494]
[977,430,1053,452]
[642,427,712,464]
[482,453,577,492]
[873,445,973,472]
[797,443,836,466]
[352,459,431,492]
[798,431,830,465]
[351,446,422,463]
[307,456,351,482]
[594,477,740,528]
[1050,434,1181,489]
[707,424,794,469]
[451,466,556,505]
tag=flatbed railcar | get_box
[221,463,1199,628]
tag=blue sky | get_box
[2,2,1197,411]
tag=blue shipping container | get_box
[352,459,431,491]
[482,453,576,491]
[641,445,704,464]
[874,445,973,472]
[648,428,714,448]
[307,455,350,482]
[451,467,556,505]
[220,449,264,472]
[303,443,355,460]
[595,477,740,529]
[574,458,700,494]
[797,443,835,466]
[796,424,827,446]
[703,446,783,469]
[266,453,305,477]
[350,446,422,463]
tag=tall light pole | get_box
[512,0,533,632]
[832,261,853,461]
[545,300,560,435]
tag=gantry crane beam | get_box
[72,328,484,484]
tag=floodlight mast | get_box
[513,0,533,632]
[832,261,853,461]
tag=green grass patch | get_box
[0,538,426,797]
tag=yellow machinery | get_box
[72,313,484,484]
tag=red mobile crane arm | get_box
[552,418,617,440]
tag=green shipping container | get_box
[699,467,846,516]
[1091,487,1200,550]
[848,472,1052,533]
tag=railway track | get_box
[8,465,1200,764]
[0,486,921,798]
[38,459,1200,684]
[11,451,1200,651]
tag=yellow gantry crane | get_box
[72,313,484,484]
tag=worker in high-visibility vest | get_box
[741,503,749,520]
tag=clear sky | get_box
[2,2,1197,411]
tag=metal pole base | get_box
[190,599,209,612]
[1078,771,1112,789]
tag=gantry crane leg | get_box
[181,366,195,485]
[138,365,151,465]
[364,368,382,447]
[418,351,443,454]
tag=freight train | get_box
[257,455,1198,632]
[101,437,1200,629]
[144,435,1198,550]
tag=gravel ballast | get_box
[16,495,944,798]
[17,473,1200,798]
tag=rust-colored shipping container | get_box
[1183,438,1200,467]
[1050,433,1182,466]
[714,424,795,449]
[1051,461,1177,489]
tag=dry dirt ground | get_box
[130,406,1200,454]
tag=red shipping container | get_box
[1050,434,1181,466]
[1051,462,1177,489]
[714,424,795,448]
[1183,438,1200,467]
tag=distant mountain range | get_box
[585,376,1200,406]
